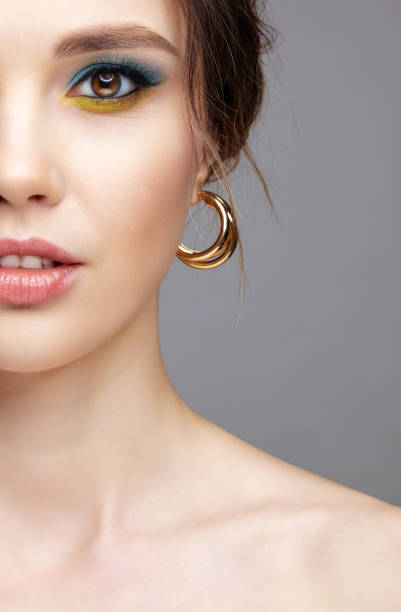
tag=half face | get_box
[0,0,207,372]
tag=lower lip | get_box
[0,264,83,305]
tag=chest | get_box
[0,526,347,611]
[0,530,280,611]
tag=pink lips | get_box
[0,236,81,264]
[0,236,83,305]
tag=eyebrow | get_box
[53,24,180,59]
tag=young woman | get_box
[0,0,399,608]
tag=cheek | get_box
[119,113,196,263]
[67,94,197,316]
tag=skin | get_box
[0,0,400,609]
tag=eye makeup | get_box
[58,54,166,113]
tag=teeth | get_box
[0,255,57,269]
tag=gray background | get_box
[160,0,400,506]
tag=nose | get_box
[0,95,64,210]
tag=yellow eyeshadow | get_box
[57,88,150,113]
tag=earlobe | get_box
[189,184,202,206]
[190,152,210,206]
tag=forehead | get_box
[0,0,182,56]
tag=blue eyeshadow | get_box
[67,55,166,89]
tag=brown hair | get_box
[173,0,280,298]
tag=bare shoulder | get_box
[190,415,401,610]
[246,454,401,610]
[249,450,401,609]
[252,501,401,611]
[309,501,401,610]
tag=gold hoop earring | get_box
[176,190,238,269]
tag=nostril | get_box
[29,194,45,201]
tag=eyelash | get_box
[66,54,164,101]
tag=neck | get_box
[0,293,200,570]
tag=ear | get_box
[189,149,210,206]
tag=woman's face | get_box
[0,0,206,372]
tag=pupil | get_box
[92,72,121,98]
[99,73,113,86]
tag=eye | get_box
[68,67,140,99]
[65,56,165,101]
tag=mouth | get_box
[0,256,66,270]
[0,236,83,267]
[0,235,85,304]
[0,262,83,305]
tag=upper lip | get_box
[0,237,82,264]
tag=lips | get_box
[0,236,82,265]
